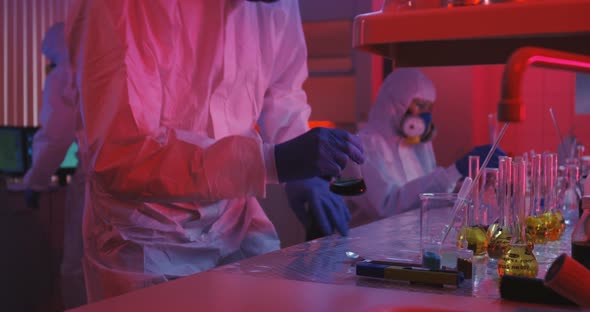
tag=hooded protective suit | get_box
[22,23,87,308]
[66,0,314,302]
[348,69,462,227]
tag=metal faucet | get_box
[498,47,590,122]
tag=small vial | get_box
[457,248,474,279]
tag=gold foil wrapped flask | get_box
[498,157,539,278]
[488,156,512,259]
[457,155,488,256]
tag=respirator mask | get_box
[399,99,435,144]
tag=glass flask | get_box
[330,159,366,196]
[571,191,590,270]
[487,157,512,260]
[560,164,582,226]
[543,153,565,241]
[498,158,539,278]
[458,156,488,256]
[526,154,549,245]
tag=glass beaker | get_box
[419,193,463,269]
[329,160,366,196]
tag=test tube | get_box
[543,153,556,212]
[469,155,481,225]
[487,156,511,260]
[513,158,527,236]
[481,168,498,225]
[531,154,543,216]
[497,157,507,224]
[504,157,513,226]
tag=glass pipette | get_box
[441,122,510,244]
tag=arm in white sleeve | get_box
[257,0,311,184]
[67,0,267,201]
[362,160,461,220]
[23,67,77,190]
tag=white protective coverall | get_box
[66,0,311,301]
[22,23,87,308]
[348,69,461,227]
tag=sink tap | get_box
[498,47,590,122]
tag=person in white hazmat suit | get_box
[65,0,364,302]
[22,22,87,308]
[348,68,505,227]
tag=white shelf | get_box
[353,0,590,66]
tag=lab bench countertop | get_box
[69,210,577,312]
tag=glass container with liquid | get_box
[329,160,366,196]
[560,163,582,226]
[526,154,549,245]
[498,158,539,278]
[458,156,488,256]
[488,156,512,259]
[480,168,499,226]
[544,153,565,241]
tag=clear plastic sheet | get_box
[214,209,573,299]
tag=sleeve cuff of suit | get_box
[263,143,279,184]
[445,165,462,185]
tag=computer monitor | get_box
[59,141,79,173]
[0,127,26,176]
[22,127,79,176]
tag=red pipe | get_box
[498,47,590,122]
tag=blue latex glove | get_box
[455,144,507,177]
[285,177,351,237]
[275,127,364,183]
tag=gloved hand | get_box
[455,144,507,177]
[24,189,40,210]
[275,127,364,183]
[285,177,351,238]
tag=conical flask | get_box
[498,158,539,278]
